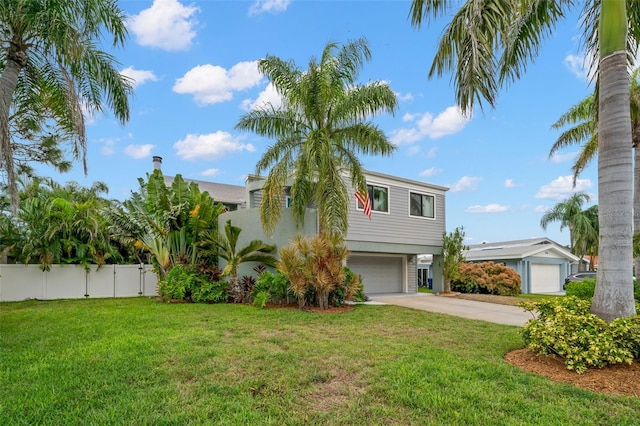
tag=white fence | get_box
[0,264,158,302]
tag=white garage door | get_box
[347,256,403,294]
[530,264,561,293]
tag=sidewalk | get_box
[368,293,534,327]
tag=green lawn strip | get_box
[1,298,639,425]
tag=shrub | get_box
[158,264,228,303]
[192,280,228,303]
[451,261,521,296]
[564,278,596,300]
[520,297,640,373]
[252,271,291,305]
[565,277,640,304]
[158,265,197,302]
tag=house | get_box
[153,156,246,211]
[153,157,448,295]
[464,238,581,293]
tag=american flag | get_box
[355,190,372,220]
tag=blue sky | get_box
[39,0,603,246]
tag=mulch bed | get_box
[505,348,640,398]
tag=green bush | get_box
[520,297,640,373]
[158,264,228,303]
[451,261,521,296]
[565,277,640,304]
[564,278,596,300]
[252,271,292,305]
[192,280,228,303]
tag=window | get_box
[357,184,389,213]
[409,192,434,218]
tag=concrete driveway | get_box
[368,293,534,327]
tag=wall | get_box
[346,175,446,249]
[0,264,158,302]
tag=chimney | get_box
[152,156,162,170]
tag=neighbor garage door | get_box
[530,263,561,293]
[347,256,403,294]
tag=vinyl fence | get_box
[0,264,158,302]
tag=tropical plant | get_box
[440,227,467,293]
[1,176,128,270]
[252,271,291,305]
[549,68,640,270]
[0,0,132,210]
[277,234,349,310]
[206,219,276,302]
[235,37,397,242]
[409,0,639,321]
[108,170,225,269]
[540,193,598,269]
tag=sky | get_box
[36,0,604,247]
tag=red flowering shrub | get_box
[451,261,521,296]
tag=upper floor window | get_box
[410,192,434,218]
[357,184,389,213]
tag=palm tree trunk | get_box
[591,8,636,320]
[0,46,26,212]
[635,145,640,279]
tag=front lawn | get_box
[1,298,638,425]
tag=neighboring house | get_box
[464,238,581,294]
[153,156,246,211]
[152,157,448,295]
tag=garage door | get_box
[530,264,560,293]
[347,256,403,294]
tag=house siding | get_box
[346,177,446,248]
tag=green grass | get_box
[1,298,638,425]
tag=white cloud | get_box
[200,168,221,177]
[535,175,593,200]
[241,83,282,111]
[120,66,159,88]
[391,105,471,144]
[174,61,262,105]
[504,179,516,188]
[396,92,414,102]
[174,131,255,161]
[419,167,442,178]
[402,112,416,122]
[425,147,437,158]
[249,0,292,16]
[124,144,155,159]
[406,145,420,156]
[128,0,199,51]
[449,176,481,193]
[466,204,510,213]
[549,151,577,163]
[563,53,596,82]
[97,137,118,155]
[535,205,549,213]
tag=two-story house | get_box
[153,157,448,295]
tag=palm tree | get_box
[550,68,640,275]
[235,37,397,242]
[207,219,276,302]
[0,0,132,210]
[409,0,637,321]
[540,193,598,270]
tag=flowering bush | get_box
[451,261,521,295]
[520,297,640,373]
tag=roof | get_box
[465,238,579,262]
[165,176,246,205]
